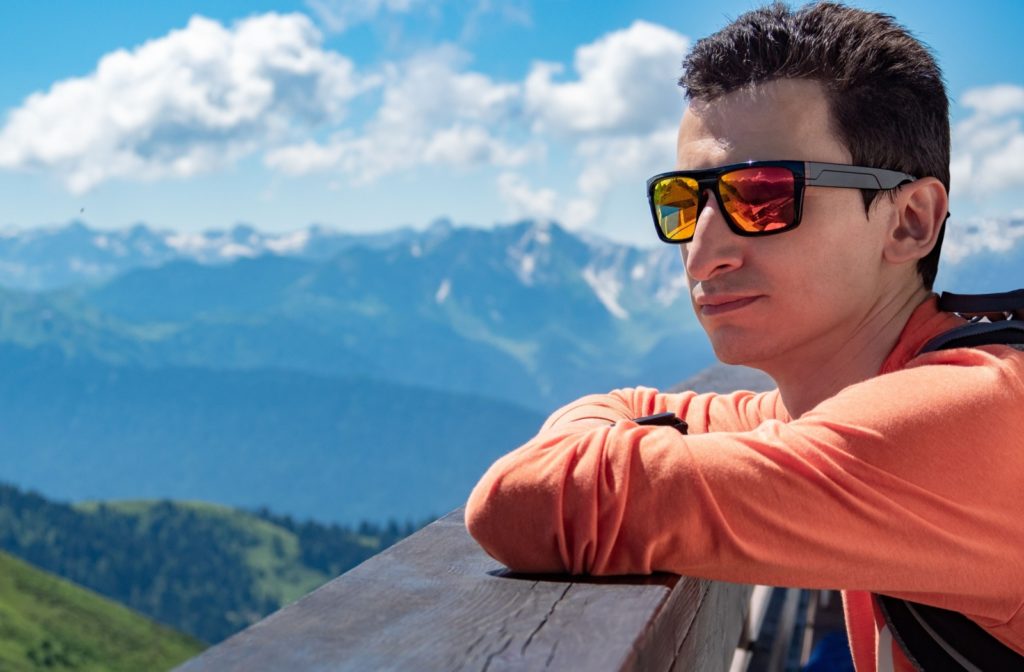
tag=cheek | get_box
[802,189,882,265]
[773,199,884,312]
[758,207,860,274]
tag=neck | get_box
[760,286,932,418]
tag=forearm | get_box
[467,386,784,574]
[540,386,784,434]
[466,353,1024,610]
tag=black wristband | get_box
[621,411,689,435]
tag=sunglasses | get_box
[646,160,917,244]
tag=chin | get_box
[705,329,777,369]
[711,344,756,367]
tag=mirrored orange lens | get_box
[653,177,699,241]
[719,167,795,233]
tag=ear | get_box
[882,177,948,266]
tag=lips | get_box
[695,294,763,317]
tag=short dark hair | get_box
[679,2,949,290]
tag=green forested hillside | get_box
[0,550,203,672]
[0,484,428,644]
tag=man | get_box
[465,3,1024,671]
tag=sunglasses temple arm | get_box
[804,162,915,190]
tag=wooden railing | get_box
[175,507,753,671]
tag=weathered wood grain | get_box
[672,581,751,672]
[176,507,748,672]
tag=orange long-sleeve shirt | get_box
[466,296,1024,671]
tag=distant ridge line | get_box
[671,364,775,394]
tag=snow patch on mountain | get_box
[532,221,552,246]
[517,254,536,284]
[656,273,689,307]
[165,232,211,255]
[68,258,107,276]
[435,278,451,303]
[265,229,311,254]
[507,223,553,286]
[219,243,259,259]
[582,265,629,319]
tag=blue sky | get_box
[1,0,1023,251]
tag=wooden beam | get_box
[176,507,750,671]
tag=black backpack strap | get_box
[924,290,1024,353]
[876,594,1023,671]
[872,291,1024,668]
[920,320,1024,353]
[938,289,1024,318]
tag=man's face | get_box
[677,78,895,370]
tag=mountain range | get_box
[0,221,406,291]
[0,219,713,411]
[0,215,1019,294]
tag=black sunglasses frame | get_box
[646,160,917,244]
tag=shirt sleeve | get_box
[464,347,1024,623]
[538,386,787,434]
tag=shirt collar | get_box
[879,294,966,375]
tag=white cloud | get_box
[961,84,1024,118]
[574,127,677,199]
[264,46,534,180]
[305,0,423,33]
[372,47,520,129]
[500,125,677,232]
[952,84,1024,197]
[510,22,687,230]
[422,124,534,167]
[498,173,560,222]
[0,13,362,194]
[942,217,1024,264]
[262,136,351,175]
[524,20,688,135]
[258,21,689,227]
[461,0,532,41]
[0,15,693,237]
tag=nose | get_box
[682,189,744,282]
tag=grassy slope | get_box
[72,497,385,610]
[75,500,340,608]
[0,550,204,672]
[1,485,412,644]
